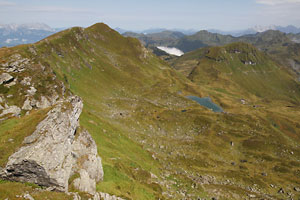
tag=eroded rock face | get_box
[0,96,103,193]
[72,130,103,194]
[0,160,59,187]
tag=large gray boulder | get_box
[0,96,103,193]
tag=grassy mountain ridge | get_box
[126,29,300,77]
[0,23,300,199]
[171,42,300,103]
[123,30,185,47]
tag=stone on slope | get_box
[0,105,21,117]
[93,192,125,200]
[0,96,103,193]
[22,98,33,111]
[36,96,51,109]
[0,73,14,85]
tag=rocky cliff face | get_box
[0,95,103,194]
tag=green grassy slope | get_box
[172,42,300,103]
[0,24,300,200]
[175,30,235,52]
[173,30,300,78]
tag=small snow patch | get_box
[157,46,184,56]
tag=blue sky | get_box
[0,0,300,30]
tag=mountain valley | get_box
[0,23,300,200]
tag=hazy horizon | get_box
[0,0,300,31]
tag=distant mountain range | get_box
[209,25,300,36]
[1,23,300,48]
[115,27,198,35]
[118,25,300,37]
[0,23,63,47]
[124,29,300,79]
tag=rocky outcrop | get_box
[1,54,29,73]
[72,130,103,194]
[0,105,21,117]
[0,96,103,193]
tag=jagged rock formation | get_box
[0,96,103,193]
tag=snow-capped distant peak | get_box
[0,23,55,32]
[252,25,277,32]
[21,23,54,31]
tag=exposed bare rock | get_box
[72,130,103,182]
[72,130,103,194]
[21,77,32,86]
[70,192,81,200]
[36,96,51,109]
[93,192,125,200]
[22,98,33,111]
[5,79,17,87]
[1,54,30,73]
[23,193,35,200]
[0,73,14,85]
[0,96,103,193]
[0,105,21,117]
[73,169,96,194]
[27,86,37,96]
[0,160,59,187]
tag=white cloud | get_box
[157,46,184,56]
[5,38,19,44]
[257,0,300,5]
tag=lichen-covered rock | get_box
[0,96,103,193]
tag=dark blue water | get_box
[186,96,223,113]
